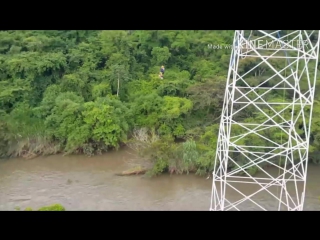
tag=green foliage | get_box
[151,46,171,65]
[1,30,319,178]
[182,140,198,174]
[38,204,65,211]
[82,97,130,149]
[15,204,66,211]
[143,136,176,176]
[44,92,87,153]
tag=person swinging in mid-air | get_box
[159,65,165,79]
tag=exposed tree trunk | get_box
[115,166,148,176]
[117,72,120,97]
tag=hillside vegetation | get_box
[1,30,319,176]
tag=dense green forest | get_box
[0,30,319,177]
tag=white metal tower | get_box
[210,30,320,211]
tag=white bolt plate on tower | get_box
[210,30,320,211]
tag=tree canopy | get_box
[0,30,319,176]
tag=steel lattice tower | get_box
[210,30,320,211]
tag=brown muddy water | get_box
[0,147,319,210]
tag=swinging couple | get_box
[159,66,165,79]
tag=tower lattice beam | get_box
[210,30,320,211]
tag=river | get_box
[0,147,319,210]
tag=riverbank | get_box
[1,129,216,178]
